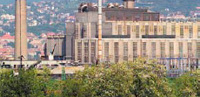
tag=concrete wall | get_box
[66,22,75,60]
[46,35,66,57]
[75,12,106,23]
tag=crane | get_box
[49,44,56,60]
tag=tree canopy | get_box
[63,58,172,97]
[1,58,200,97]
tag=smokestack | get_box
[15,0,28,60]
[123,0,135,8]
[98,0,103,62]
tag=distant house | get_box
[0,33,14,42]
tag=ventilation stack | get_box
[98,0,103,63]
[123,0,135,8]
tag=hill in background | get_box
[1,0,199,16]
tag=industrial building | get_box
[66,0,159,63]
[63,0,200,76]
[43,35,67,60]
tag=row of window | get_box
[75,23,200,39]
[109,42,196,63]
[116,25,200,38]
[77,41,200,63]
[141,42,193,58]
[77,42,96,63]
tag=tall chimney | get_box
[15,0,28,60]
[123,0,135,8]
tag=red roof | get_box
[196,7,200,10]
[0,48,9,53]
[1,33,14,40]
[46,32,55,36]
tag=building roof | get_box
[1,33,14,40]
[0,48,8,53]
[46,32,56,36]
[123,0,135,1]
[51,66,84,74]
[77,3,160,21]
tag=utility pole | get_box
[97,0,103,64]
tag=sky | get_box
[0,0,44,5]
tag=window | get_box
[91,42,96,63]
[144,15,150,21]
[171,24,175,35]
[142,42,147,57]
[160,42,165,58]
[179,42,183,57]
[127,25,131,35]
[133,42,137,59]
[163,25,167,35]
[154,14,159,20]
[83,24,87,38]
[154,26,158,35]
[118,25,122,35]
[114,42,119,63]
[188,42,192,57]
[180,25,184,38]
[135,15,140,21]
[169,42,174,58]
[196,42,200,58]
[123,42,128,61]
[189,25,193,38]
[136,25,140,38]
[75,25,79,39]
[151,42,156,58]
[84,42,89,63]
[78,42,82,61]
[145,25,149,35]
[104,42,109,62]
[198,26,200,38]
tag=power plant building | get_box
[66,0,200,65]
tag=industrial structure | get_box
[15,0,28,60]
[44,35,66,60]
[1,0,200,77]
[66,0,160,64]
[63,0,200,77]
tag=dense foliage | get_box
[63,59,172,97]
[0,68,64,97]
[1,58,200,97]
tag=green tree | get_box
[0,69,45,97]
[38,66,64,97]
[174,70,200,97]
[63,58,172,97]
[128,58,172,97]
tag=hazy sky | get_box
[0,0,43,4]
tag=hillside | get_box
[139,0,200,15]
[1,0,199,16]
[0,0,199,36]
[60,0,200,16]
[0,0,54,4]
